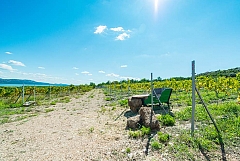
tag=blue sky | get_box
[0,0,240,85]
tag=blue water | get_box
[0,84,67,87]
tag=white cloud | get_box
[88,74,92,76]
[0,63,15,71]
[73,67,78,70]
[121,65,127,68]
[110,27,124,32]
[75,73,79,76]
[5,51,12,54]
[120,76,140,81]
[8,60,25,67]
[38,67,45,69]
[99,70,105,73]
[94,25,107,34]
[106,73,119,77]
[81,71,90,74]
[115,33,130,41]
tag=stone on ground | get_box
[139,107,160,130]
[128,97,142,113]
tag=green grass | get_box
[45,108,54,113]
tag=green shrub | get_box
[140,126,151,136]
[157,114,175,126]
[128,130,141,139]
[158,132,170,143]
[119,99,128,106]
[151,139,162,150]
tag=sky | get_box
[0,0,240,85]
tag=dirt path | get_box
[0,89,157,161]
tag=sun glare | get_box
[154,0,159,14]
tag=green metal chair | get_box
[144,88,172,109]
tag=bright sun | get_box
[154,0,159,14]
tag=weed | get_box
[119,99,128,106]
[128,130,141,139]
[99,106,107,113]
[126,147,131,153]
[140,126,151,136]
[45,108,54,113]
[151,139,162,150]
[157,114,175,126]
[50,101,56,105]
[89,127,94,133]
[158,132,170,143]
[105,97,112,101]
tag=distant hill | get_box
[0,78,68,86]
[197,67,240,77]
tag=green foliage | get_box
[157,132,170,143]
[175,107,192,121]
[105,97,112,101]
[157,114,175,126]
[151,139,162,150]
[126,147,131,153]
[128,130,141,139]
[89,127,94,133]
[45,108,54,113]
[50,101,57,105]
[99,106,107,113]
[140,126,151,136]
[118,99,128,106]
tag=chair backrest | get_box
[159,88,172,103]
[153,88,165,97]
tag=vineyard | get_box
[101,74,240,160]
[0,74,240,160]
[104,74,240,105]
[0,84,94,124]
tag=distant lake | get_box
[0,84,68,87]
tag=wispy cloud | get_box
[73,67,79,70]
[5,51,12,55]
[0,63,15,71]
[8,60,25,67]
[110,27,124,32]
[120,65,127,68]
[94,25,107,34]
[115,33,130,41]
[106,73,119,77]
[120,76,140,81]
[99,70,105,73]
[75,73,79,76]
[38,66,45,69]
[81,71,90,74]
[88,74,92,76]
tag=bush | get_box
[158,132,170,143]
[151,139,162,150]
[157,114,175,126]
[128,130,141,139]
[140,126,151,136]
[118,99,128,106]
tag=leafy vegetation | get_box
[157,114,175,126]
